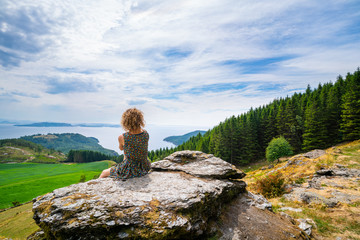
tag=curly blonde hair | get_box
[121,108,145,132]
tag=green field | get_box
[0,161,113,209]
[0,202,39,240]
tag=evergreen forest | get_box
[66,150,124,163]
[148,68,360,164]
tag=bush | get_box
[266,136,293,162]
[12,201,21,207]
[79,174,86,182]
[255,173,285,198]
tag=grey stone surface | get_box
[298,219,313,236]
[31,150,306,240]
[152,150,246,179]
[300,191,338,207]
[215,193,310,240]
[31,151,249,239]
[302,149,326,159]
[331,190,360,204]
[33,171,246,240]
[280,207,303,212]
[242,191,273,211]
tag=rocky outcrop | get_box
[31,151,308,240]
[151,151,246,179]
[284,165,360,207]
[213,191,310,240]
[301,149,326,159]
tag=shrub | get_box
[12,201,21,207]
[294,177,306,184]
[266,136,293,162]
[255,173,285,198]
[79,174,86,182]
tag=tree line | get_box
[148,68,360,164]
[66,150,124,163]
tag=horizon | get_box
[1,0,360,127]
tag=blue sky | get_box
[1,0,360,128]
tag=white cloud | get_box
[0,0,360,127]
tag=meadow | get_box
[0,161,113,209]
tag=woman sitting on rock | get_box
[99,108,151,179]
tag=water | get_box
[0,124,209,154]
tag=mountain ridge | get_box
[14,122,119,128]
[20,133,118,156]
[163,130,206,146]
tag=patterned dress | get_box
[110,130,151,179]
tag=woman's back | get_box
[100,108,151,179]
[123,130,149,162]
[110,129,151,180]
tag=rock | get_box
[331,190,360,204]
[32,172,245,239]
[307,176,324,189]
[316,169,335,176]
[300,191,338,207]
[214,193,310,240]
[279,212,296,224]
[284,156,305,168]
[27,230,45,240]
[279,207,303,212]
[243,191,273,211]
[285,188,339,208]
[298,219,313,236]
[152,150,246,179]
[302,149,326,159]
[31,151,304,240]
[316,168,360,177]
[335,164,345,168]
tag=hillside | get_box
[1,141,359,239]
[21,133,118,156]
[242,140,360,239]
[163,130,206,146]
[0,139,65,163]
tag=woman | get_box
[99,108,151,179]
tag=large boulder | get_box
[31,151,308,239]
[152,151,246,179]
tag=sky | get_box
[1,0,360,129]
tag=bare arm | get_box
[118,134,124,151]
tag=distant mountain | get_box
[15,122,72,127]
[21,133,118,156]
[164,130,207,146]
[75,123,119,128]
[14,121,119,128]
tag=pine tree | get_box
[302,92,328,151]
[341,69,360,140]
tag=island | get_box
[164,130,206,146]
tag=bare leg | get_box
[99,168,111,178]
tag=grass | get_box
[0,202,39,240]
[244,140,360,239]
[0,161,113,209]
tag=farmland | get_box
[0,161,114,209]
